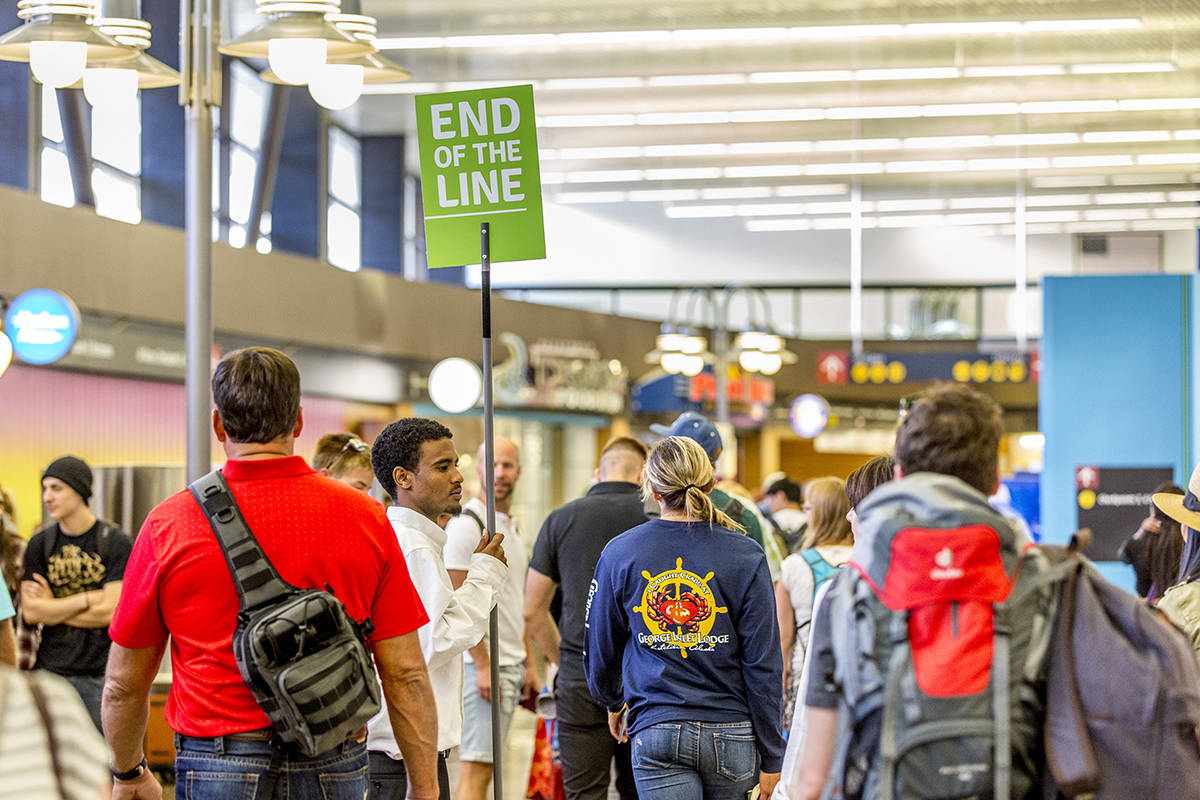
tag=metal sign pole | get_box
[480,221,504,800]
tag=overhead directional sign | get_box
[816,350,1035,385]
[1075,466,1173,561]
[415,84,546,268]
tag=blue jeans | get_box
[631,720,759,800]
[62,673,104,732]
[174,733,368,800]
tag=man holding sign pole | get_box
[415,84,547,800]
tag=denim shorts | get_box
[174,732,368,800]
[458,661,525,763]
[631,720,759,800]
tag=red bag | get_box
[525,717,564,800]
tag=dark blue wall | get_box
[271,87,319,258]
[139,0,185,227]
[0,0,29,191]
[361,135,404,274]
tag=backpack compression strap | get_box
[188,470,293,611]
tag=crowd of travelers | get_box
[2,345,1200,800]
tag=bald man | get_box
[524,437,649,800]
[444,437,538,800]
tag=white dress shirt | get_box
[443,496,528,667]
[367,504,507,756]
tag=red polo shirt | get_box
[109,456,428,737]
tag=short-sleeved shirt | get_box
[23,521,133,676]
[109,456,428,737]
[528,481,647,681]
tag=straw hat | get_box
[1153,462,1200,530]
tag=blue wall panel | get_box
[0,54,29,190]
[1041,274,1191,591]
[139,0,185,228]
[271,88,319,258]
[361,135,404,274]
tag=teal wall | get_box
[1041,274,1192,592]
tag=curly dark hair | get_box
[371,418,453,497]
[894,383,1003,496]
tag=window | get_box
[40,84,142,223]
[216,61,271,251]
[327,125,361,271]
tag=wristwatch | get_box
[111,757,149,781]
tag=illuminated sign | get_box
[4,289,79,365]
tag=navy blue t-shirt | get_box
[583,517,785,772]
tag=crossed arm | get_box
[22,576,122,627]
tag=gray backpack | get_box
[189,471,381,761]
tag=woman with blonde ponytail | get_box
[584,436,784,800]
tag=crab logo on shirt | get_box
[633,557,729,658]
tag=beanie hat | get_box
[42,456,93,504]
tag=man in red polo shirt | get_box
[101,347,440,800]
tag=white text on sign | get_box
[430,99,526,208]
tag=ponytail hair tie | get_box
[684,483,698,491]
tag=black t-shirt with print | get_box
[23,521,133,676]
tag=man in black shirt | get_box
[22,456,132,731]
[525,437,648,800]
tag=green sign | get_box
[414,84,546,268]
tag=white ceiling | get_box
[337,0,1200,288]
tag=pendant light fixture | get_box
[259,0,411,110]
[218,0,371,87]
[0,0,132,89]
[71,0,179,110]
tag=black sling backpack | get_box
[188,470,380,759]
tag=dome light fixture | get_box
[259,3,411,108]
[72,1,179,108]
[0,0,133,88]
[219,0,372,88]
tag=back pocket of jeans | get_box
[713,730,757,782]
[634,723,682,769]
[184,770,259,800]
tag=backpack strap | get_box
[992,604,1012,800]
[461,507,485,535]
[801,549,841,596]
[187,470,293,611]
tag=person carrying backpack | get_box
[791,384,1045,800]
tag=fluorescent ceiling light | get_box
[805,201,862,214]
[1093,191,1165,204]
[736,203,809,216]
[643,167,724,180]
[887,160,965,173]
[965,65,1065,77]
[1082,130,1170,143]
[1112,173,1192,185]
[805,162,885,175]
[855,67,959,80]
[568,169,643,182]
[542,77,644,89]
[967,157,1050,170]
[1167,190,1200,201]
[1133,219,1198,230]
[1153,206,1200,218]
[643,144,728,157]
[540,114,636,127]
[1070,61,1174,74]
[949,196,1016,209]
[1119,98,1200,111]
[729,142,814,154]
[904,135,991,149]
[1027,194,1090,206]
[815,138,901,152]
[637,111,730,125]
[627,189,700,201]
[876,199,945,212]
[924,103,1021,117]
[701,187,772,199]
[1085,208,1150,220]
[541,172,565,185]
[1032,175,1106,188]
[1026,210,1082,222]
[747,219,813,232]
[1174,130,1200,140]
[554,192,624,204]
[724,165,805,178]
[827,105,922,119]
[1066,221,1130,232]
[992,133,1081,146]
[1021,100,1119,114]
[775,184,849,196]
[378,17,1144,51]
[666,205,736,218]
[729,109,826,123]
[945,212,1014,225]
[749,70,854,83]
[557,146,642,160]
[646,73,746,86]
[1051,155,1134,167]
[811,217,855,229]
[1137,153,1200,165]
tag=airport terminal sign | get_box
[415,84,546,268]
[4,288,79,365]
[1075,465,1173,561]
